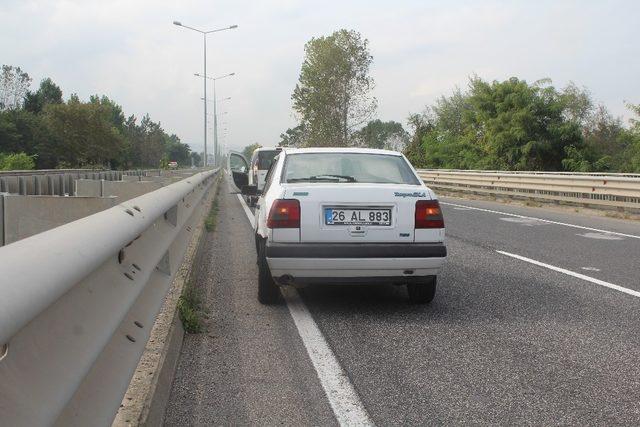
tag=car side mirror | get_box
[241,185,260,196]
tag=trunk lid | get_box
[283,184,430,243]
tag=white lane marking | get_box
[577,232,624,241]
[499,217,547,227]
[280,287,374,426]
[236,193,255,228]
[581,267,601,272]
[496,250,640,298]
[235,191,374,426]
[441,201,640,240]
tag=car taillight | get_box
[267,199,300,228]
[415,200,444,228]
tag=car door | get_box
[227,151,250,192]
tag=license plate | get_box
[324,208,391,226]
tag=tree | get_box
[41,99,124,167]
[278,124,307,147]
[242,143,261,160]
[0,152,36,170]
[164,133,191,165]
[24,78,63,113]
[292,29,376,146]
[354,120,408,150]
[191,151,202,167]
[0,65,32,110]
[403,112,434,167]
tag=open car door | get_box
[227,150,250,193]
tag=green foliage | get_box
[354,119,408,150]
[204,197,219,232]
[242,143,261,160]
[0,152,36,170]
[407,77,595,171]
[292,29,376,146]
[24,78,63,113]
[0,65,193,170]
[178,281,205,334]
[191,151,202,167]
[279,124,307,147]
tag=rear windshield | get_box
[257,150,279,170]
[283,153,420,185]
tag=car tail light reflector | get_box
[267,199,300,228]
[415,200,444,228]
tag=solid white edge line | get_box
[234,189,374,426]
[440,201,640,240]
[236,193,255,228]
[496,250,640,298]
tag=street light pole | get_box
[194,73,234,166]
[173,21,237,167]
[203,33,207,166]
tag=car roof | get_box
[252,146,281,153]
[282,147,403,156]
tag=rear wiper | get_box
[288,174,357,183]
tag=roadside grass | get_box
[179,183,220,333]
[178,279,206,333]
[205,197,220,232]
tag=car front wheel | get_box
[257,239,280,304]
[407,276,437,304]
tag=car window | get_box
[229,153,248,173]
[262,155,279,193]
[283,153,420,185]
[257,150,279,170]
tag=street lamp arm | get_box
[173,22,205,33]
[173,22,237,35]
[205,24,239,34]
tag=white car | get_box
[230,147,447,304]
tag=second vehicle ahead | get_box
[247,147,281,206]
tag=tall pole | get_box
[173,21,236,167]
[213,79,218,166]
[203,34,207,167]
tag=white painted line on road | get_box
[234,191,374,427]
[441,201,640,240]
[280,287,375,426]
[236,193,255,228]
[496,250,640,298]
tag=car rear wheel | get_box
[407,276,437,304]
[257,239,280,304]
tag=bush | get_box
[178,282,205,333]
[0,152,36,170]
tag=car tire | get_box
[407,276,437,304]
[257,239,280,304]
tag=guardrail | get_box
[0,168,200,196]
[0,168,219,426]
[418,169,640,209]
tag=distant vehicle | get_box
[247,147,281,206]
[230,147,447,305]
[168,161,178,169]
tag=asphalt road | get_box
[165,183,640,425]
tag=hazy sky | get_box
[1,0,639,154]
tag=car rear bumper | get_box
[265,242,447,258]
[265,242,446,285]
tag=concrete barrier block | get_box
[75,179,103,197]
[102,180,163,203]
[2,195,116,245]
